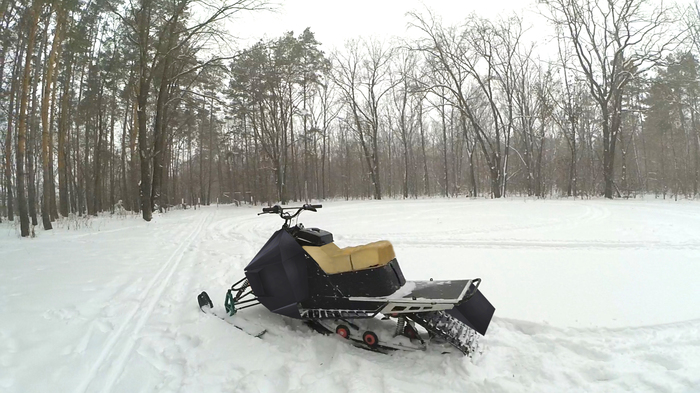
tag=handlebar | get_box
[260,204,322,213]
[259,204,322,227]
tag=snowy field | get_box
[1,198,699,393]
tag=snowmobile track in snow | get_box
[74,212,214,393]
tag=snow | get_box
[1,198,700,392]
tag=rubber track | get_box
[409,311,478,355]
[305,320,395,354]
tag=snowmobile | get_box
[198,204,495,355]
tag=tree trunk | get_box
[568,119,577,198]
[75,59,87,216]
[459,112,477,197]
[27,15,46,227]
[303,84,309,201]
[57,56,73,217]
[16,2,40,237]
[120,102,129,210]
[691,96,699,197]
[419,101,429,195]
[109,92,115,213]
[321,105,327,200]
[441,98,448,197]
[48,56,60,221]
[41,3,64,229]
[207,98,214,205]
[199,114,204,205]
[91,84,105,216]
[603,91,622,199]
[81,116,88,215]
[468,147,477,197]
[137,93,151,219]
[150,44,175,212]
[130,102,139,212]
[0,33,6,222]
[4,41,21,222]
[137,0,153,221]
[188,133,193,205]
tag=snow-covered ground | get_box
[1,198,699,393]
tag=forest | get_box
[1,0,699,236]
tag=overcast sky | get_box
[228,0,545,51]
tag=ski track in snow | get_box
[1,199,700,392]
[74,211,214,393]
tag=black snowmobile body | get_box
[200,204,495,355]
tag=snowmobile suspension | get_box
[224,277,259,316]
[394,316,406,337]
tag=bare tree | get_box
[543,0,679,198]
[333,39,396,200]
[551,32,585,198]
[410,13,527,198]
[391,48,418,198]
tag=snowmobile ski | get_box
[198,291,267,338]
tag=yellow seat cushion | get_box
[303,241,396,275]
[303,243,352,274]
[341,241,396,271]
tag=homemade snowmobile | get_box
[198,204,495,355]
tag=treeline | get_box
[0,0,699,236]
[0,0,265,236]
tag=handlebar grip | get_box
[262,207,274,213]
[309,204,322,209]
